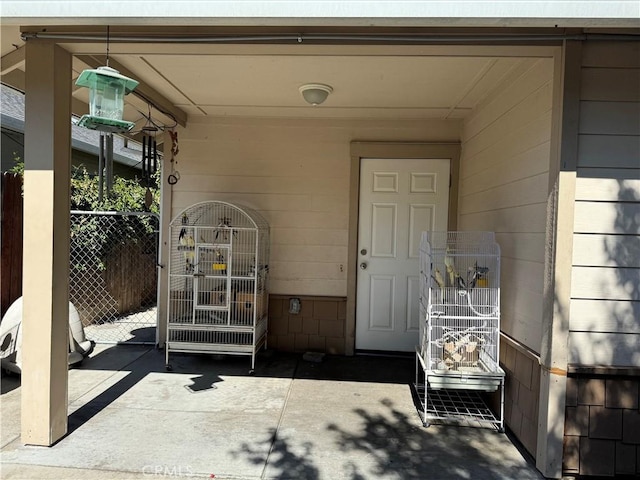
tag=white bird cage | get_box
[415,231,505,430]
[166,201,269,373]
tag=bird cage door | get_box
[194,243,231,314]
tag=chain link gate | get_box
[70,211,159,344]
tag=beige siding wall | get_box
[459,58,554,353]
[569,42,640,367]
[173,117,460,297]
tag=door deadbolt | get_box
[360,248,367,255]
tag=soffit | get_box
[2,26,554,128]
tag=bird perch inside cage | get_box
[439,332,485,370]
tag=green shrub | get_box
[13,160,160,272]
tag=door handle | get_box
[360,262,368,270]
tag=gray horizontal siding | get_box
[570,299,639,333]
[577,135,640,168]
[581,68,640,102]
[579,101,640,136]
[570,42,640,367]
[569,331,640,366]
[573,233,640,267]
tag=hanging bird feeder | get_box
[75,66,139,133]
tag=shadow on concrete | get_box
[66,346,298,436]
[227,352,541,479]
[232,394,542,480]
[123,326,156,344]
[67,346,414,436]
[232,428,321,480]
[326,398,542,480]
[295,353,414,384]
[67,364,154,436]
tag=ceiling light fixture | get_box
[299,83,333,106]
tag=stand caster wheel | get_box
[166,364,173,372]
[248,369,255,376]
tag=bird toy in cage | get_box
[467,261,489,289]
[211,249,227,275]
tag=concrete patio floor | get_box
[1,345,544,479]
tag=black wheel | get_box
[248,369,255,376]
[166,364,173,372]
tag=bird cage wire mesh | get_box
[70,211,160,344]
[166,201,269,372]
[416,231,505,430]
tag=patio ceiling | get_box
[1,25,550,134]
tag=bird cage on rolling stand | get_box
[166,201,269,374]
[415,231,505,431]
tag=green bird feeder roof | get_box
[75,66,139,94]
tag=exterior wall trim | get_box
[501,331,541,360]
[536,42,580,478]
[568,365,640,376]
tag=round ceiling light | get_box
[299,83,333,106]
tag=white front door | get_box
[356,158,450,352]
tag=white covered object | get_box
[0,297,94,374]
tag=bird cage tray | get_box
[426,368,504,392]
[416,347,504,392]
[167,316,268,353]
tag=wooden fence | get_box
[1,172,23,318]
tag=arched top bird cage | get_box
[166,201,270,373]
[170,201,269,230]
